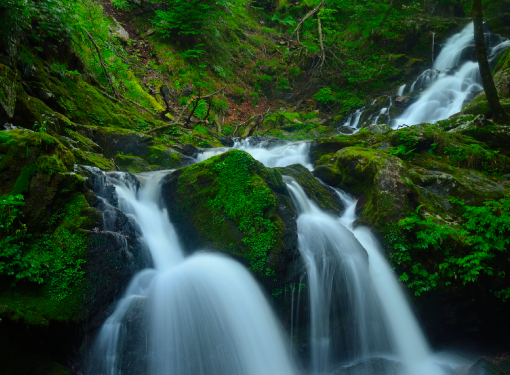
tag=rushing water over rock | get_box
[285,170,451,375]
[285,178,391,374]
[86,170,295,375]
[198,138,313,170]
[394,23,509,127]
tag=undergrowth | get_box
[0,194,87,301]
[386,197,510,300]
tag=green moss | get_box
[145,145,183,169]
[72,149,115,170]
[11,164,38,195]
[114,154,153,173]
[170,150,283,273]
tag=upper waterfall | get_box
[393,22,509,127]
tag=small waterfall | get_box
[372,107,388,125]
[285,177,391,374]
[86,170,295,375]
[341,107,365,131]
[198,139,313,170]
[394,22,509,127]
[286,176,447,375]
[397,84,406,96]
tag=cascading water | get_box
[198,138,314,170]
[87,137,472,375]
[285,178,391,374]
[86,170,296,375]
[397,84,406,97]
[394,22,510,127]
[285,169,452,375]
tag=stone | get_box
[366,123,392,135]
[466,359,505,375]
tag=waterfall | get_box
[341,107,365,131]
[86,170,295,375]
[198,139,314,170]
[285,178,391,373]
[285,176,448,375]
[397,84,406,96]
[394,22,509,127]
[431,32,436,66]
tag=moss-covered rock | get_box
[319,147,418,229]
[276,164,344,215]
[161,149,297,273]
[0,64,17,120]
[114,154,153,173]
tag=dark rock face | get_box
[78,166,152,331]
[467,359,506,375]
[92,130,153,158]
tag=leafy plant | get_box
[152,0,224,37]
[314,87,336,105]
[387,197,510,298]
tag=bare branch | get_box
[145,86,227,134]
[291,0,325,38]
[84,29,120,100]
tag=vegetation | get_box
[2,0,510,371]
[387,197,510,298]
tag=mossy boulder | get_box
[276,164,344,215]
[114,154,153,173]
[160,150,300,288]
[0,131,149,373]
[314,146,418,230]
[310,133,386,164]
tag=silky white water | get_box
[197,139,313,170]
[286,178,392,374]
[394,23,509,127]
[285,172,450,375]
[86,170,295,375]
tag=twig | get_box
[84,29,120,100]
[291,0,325,38]
[317,15,326,70]
[145,86,227,134]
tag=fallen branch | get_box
[84,29,120,100]
[144,86,227,134]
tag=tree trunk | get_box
[472,0,510,123]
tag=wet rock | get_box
[93,129,153,158]
[337,126,355,134]
[366,124,392,135]
[218,136,235,147]
[179,143,201,158]
[277,164,344,215]
[160,150,301,293]
[466,359,506,375]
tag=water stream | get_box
[86,169,295,375]
[394,22,509,127]
[87,141,470,374]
